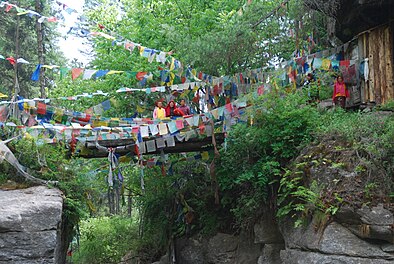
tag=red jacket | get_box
[165,101,184,117]
[333,81,349,100]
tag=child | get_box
[332,76,349,108]
[153,101,166,119]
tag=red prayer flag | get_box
[175,120,184,130]
[132,126,140,134]
[47,17,58,22]
[5,4,13,12]
[225,103,233,113]
[340,60,350,67]
[37,102,47,115]
[71,68,84,80]
[199,125,205,135]
[258,85,264,95]
[6,57,16,65]
[136,72,147,81]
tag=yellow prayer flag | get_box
[322,59,331,71]
[201,151,209,161]
[0,93,8,98]
[42,65,60,69]
[119,156,131,163]
[107,70,124,75]
[139,46,145,56]
[137,105,145,113]
[170,57,175,71]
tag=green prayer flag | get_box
[60,67,69,80]
[126,71,137,79]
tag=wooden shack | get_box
[308,0,394,105]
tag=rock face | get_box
[280,215,394,264]
[0,186,64,264]
[173,232,261,264]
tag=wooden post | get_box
[369,30,376,103]
[384,25,394,103]
[378,27,386,104]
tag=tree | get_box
[0,0,65,98]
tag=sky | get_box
[56,0,92,66]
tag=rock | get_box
[335,205,361,225]
[317,222,392,259]
[280,218,394,263]
[337,204,394,243]
[281,249,394,264]
[206,233,238,263]
[357,204,393,225]
[381,244,394,253]
[258,243,284,264]
[176,237,205,264]
[254,214,284,244]
[162,232,261,264]
[0,186,63,264]
[235,231,261,264]
[347,224,394,244]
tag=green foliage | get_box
[277,170,342,227]
[377,100,394,111]
[276,109,394,225]
[71,216,138,264]
[217,91,320,229]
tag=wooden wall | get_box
[359,24,394,104]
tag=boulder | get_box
[336,204,394,243]
[254,213,284,244]
[176,237,206,264]
[281,249,394,264]
[236,231,262,264]
[280,218,394,263]
[258,243,284,264]
[0,186,63,264]
[206,233,238,263]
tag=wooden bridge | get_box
[75,133,225,158]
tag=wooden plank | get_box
[364,33,371,102]
[384,26,394,103]
[378,27,387,104]
[368,31,375,102]
[372,29,382,104]
[358,35,366,103]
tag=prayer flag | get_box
[71,68,84,80]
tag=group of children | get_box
[153,99,191,119]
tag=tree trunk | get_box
[35,0,46,98]
[12,10,21,119]
[127,194,132,217]
[14,10,20,96]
